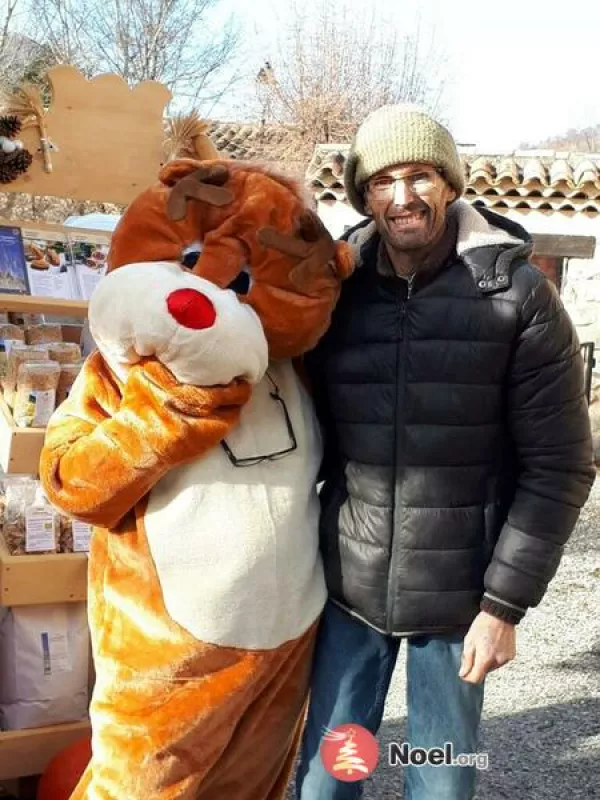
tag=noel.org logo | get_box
[320,724,379,782]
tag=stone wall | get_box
[561,258,600,464]
[561,257,600,350]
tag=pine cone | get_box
[12,147,32,172]
[0,115,22,138]
[0,148,33,183]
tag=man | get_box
[296,105,596,799]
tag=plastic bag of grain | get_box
[0,327,26,385]
[3,344,50,408]
[2,478,58,555]
[56,361,83,406]
[8,312,44,326]
[13,361,60,427]
[48,342,81,364]
[0,324,25,343]
[24,323,63,345]
[0,603,89,729]
[58,514,92,553]
[58,515,73,552]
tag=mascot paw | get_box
[88,261,268,386]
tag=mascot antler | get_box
[166,166,233,221]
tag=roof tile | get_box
[202,126,600,216]
[306,144,600,216]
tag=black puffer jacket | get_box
[307,202,595,636]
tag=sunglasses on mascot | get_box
[220,374,298,467]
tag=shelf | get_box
[0,533,88,607]
[0,396,46,475]
[0,721,90,780]
[0,293,88,319]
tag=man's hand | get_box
[458,611,517,684]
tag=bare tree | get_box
[0,0,55,89]
[253,0,449,163]
[32,0,240,107]
[521,124,600,152]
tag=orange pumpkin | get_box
[37,735,91,800]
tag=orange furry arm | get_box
[40,352,251,528]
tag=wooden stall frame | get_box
[0,722,91,781]
[0,532,88,607]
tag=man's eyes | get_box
[375,173,430,186]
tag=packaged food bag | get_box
[3,344,49,408]
[0,603,89,729]
[24,323,63,346]
[2,478,58,555]
[13,361,60,428]
[58,514,92,553]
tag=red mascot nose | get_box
[166,288,216,329]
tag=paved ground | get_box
[289,473,600,799]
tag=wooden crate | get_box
[0,396,45,476]
[0,721,90,781]
[0,534,88,607]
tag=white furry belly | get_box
[144,362,327,650]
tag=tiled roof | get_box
[306,145,600,216]
[206,121,303,167]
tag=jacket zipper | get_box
[385,273,414,632]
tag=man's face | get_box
[364,162,457,252]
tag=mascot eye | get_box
[181,241,203,270]
[182,250,201,270]
[227,268,252,296]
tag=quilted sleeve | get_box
[40,351,251,529]
[482,273,595,621]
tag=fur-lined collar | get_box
[452,200,529,254]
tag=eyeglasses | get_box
[220,373,297,467]
[367,169,441,199]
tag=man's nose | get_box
[392,179,414,206]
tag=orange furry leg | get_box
[69,764,92,799]
[73,623,317,800]
[196,625,316,800]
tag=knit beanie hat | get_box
[344,104,465,215]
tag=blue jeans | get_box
[296,601,485,800]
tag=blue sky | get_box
[213,0,600,153]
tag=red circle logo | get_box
[320,724,379,782]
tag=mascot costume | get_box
[39,127,353,800]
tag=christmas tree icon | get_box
[328,728,370,777]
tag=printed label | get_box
[40,629,71,674]
[72,521,92,553]
[25,509,56,552]
[30,389,56,427]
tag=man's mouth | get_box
[387,210,427,229]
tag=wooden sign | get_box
[4,65,172,205]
